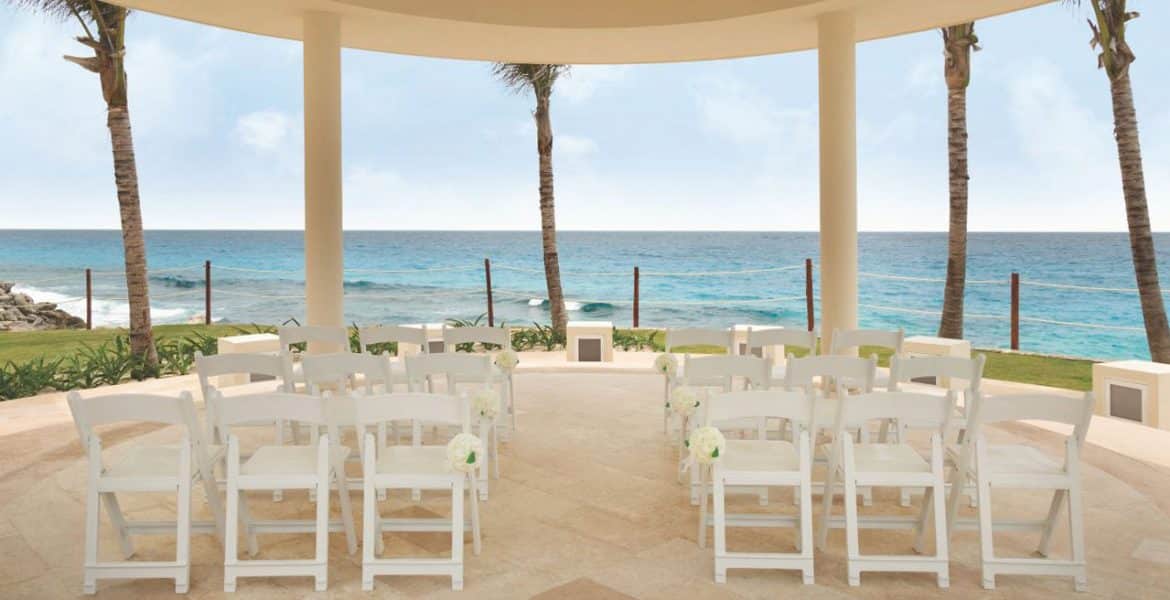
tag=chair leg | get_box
[362,459,376,591]
[698,465,709,548]
[100,493,135,559]
[237,491,259,557]
[1068,484,1087,592]
[315,448,330,592]
[333,462,358,556]
[912,487,934,554]
[799,470,815,585]
[713,470,727,584]
[932,470,950,589]
[468,473,482,556]
[83,467,100,595]
[451,478,465,591]
[273,419,285,502]
[224,472,239,592]
[197,455,226,541]
[976,474,996,590]
[1037,489,1067,557]
[817,444,839,551]
[842,459,861,586]
[175,442,192,594]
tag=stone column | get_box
[817,10,858,353]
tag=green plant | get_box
[182,331,219,358]
[511,327,539,351]
[78,337,134,387]
[531,322,564,351]
[155,338,195,376]
[58,353,101,390]
[0,357,63,399]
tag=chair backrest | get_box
[211,391,327,435]
[747,327,817,356]
[683,354,771,390]
[830,328,904,356]
[404,352,493,390]
[442,326,511,351]
[664,327,733,353]
[968,392,1094,444]
[195,351,294,399]
[889,354,985,392]
[784,354,876,393]
[354,392,469,435]
[278,325,349,353]
[68,391,199,448]
[836,390,953,431]
[358,325,428,355]
[302,351,393,395]
[705,389,815,427]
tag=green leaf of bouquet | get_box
[467,451,476,464]
[712,447,720,458]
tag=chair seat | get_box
[376,446,453,477]
[842,443,930,474]
[723,440,799,472]
[241,445,350,476]
[104,444,220,479]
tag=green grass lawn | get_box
[0,324,255,364]
[1,325,1096,391]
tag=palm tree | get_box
[492,63,570,334]
[1065,1,1170,362]
[937,23,979,340]
[11,0,156,367]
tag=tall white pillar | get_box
[303,12,344,340]
[817,10,858,353]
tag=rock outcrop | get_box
[0,282,87,331]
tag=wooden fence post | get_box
[633,266,640,328]
[484,258,494,327]
[85,268,92,330]
[805,258,815,332]
[204,260,212,325]
[1011,272,1020,351]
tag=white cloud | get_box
[692,76,815,145]
[556,65,631,103]
[235,110,293,151]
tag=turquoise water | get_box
[0,230,1164,360]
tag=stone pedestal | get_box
[903,335,971,388]
[398,323,446,356]
[216,333,281,387]
[1093,360,1170,429]
[567,321,613,362]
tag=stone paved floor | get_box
[1,366,1169,598]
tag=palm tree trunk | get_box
[938,86,968,339]
[107,103,157,366]
[534,93,567,333]
[1108,73,1170,362]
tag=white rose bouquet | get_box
[653,353,678,378]
[687,426,726,465]
[446,433,484,473]
[471,387,501,420]
[495,349,519,372]
[669,386,701,418]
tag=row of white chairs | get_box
[682,353,1091,591]
[68,388,484,595]
[275,324,518,433]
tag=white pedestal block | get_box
[215,333,281,387]
[398,322,446,356]
[733,324,782,358]
[567,321,613,362]
[903,335,971,388]
[1093,360,1170,429]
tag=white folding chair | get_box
[699,389,816,584]
[817,390,954,588]
[278,325,350,386]
[947,392,1094,591]
[214,392,357,592]
[829,328,904,390]
[405,352,500,499]
[889,354,986,506]
[746,327,818,387]
[68,391,224,595]
[661,327,735,433]
[197,351,298,501]
[679,355,771,505]
[355,393,482,591]
[358,324,430,390]
[442,325,517,435]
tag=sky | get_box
[0,2,1168,232]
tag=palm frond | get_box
[492,63,570,97]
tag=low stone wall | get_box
[0,282,86,331]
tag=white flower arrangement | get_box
[495,349,519,372]
[446,433,484,473]
[471,387,501,420]
[669,385,701,418]
[687,426,726,465]
[653,353,678,377]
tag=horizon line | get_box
[0,228,1158,234]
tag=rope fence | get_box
[7,258,1160,351]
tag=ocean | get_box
[0,230,1163,361]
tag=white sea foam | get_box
[526,297,585,311]
[12,285,190,327]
